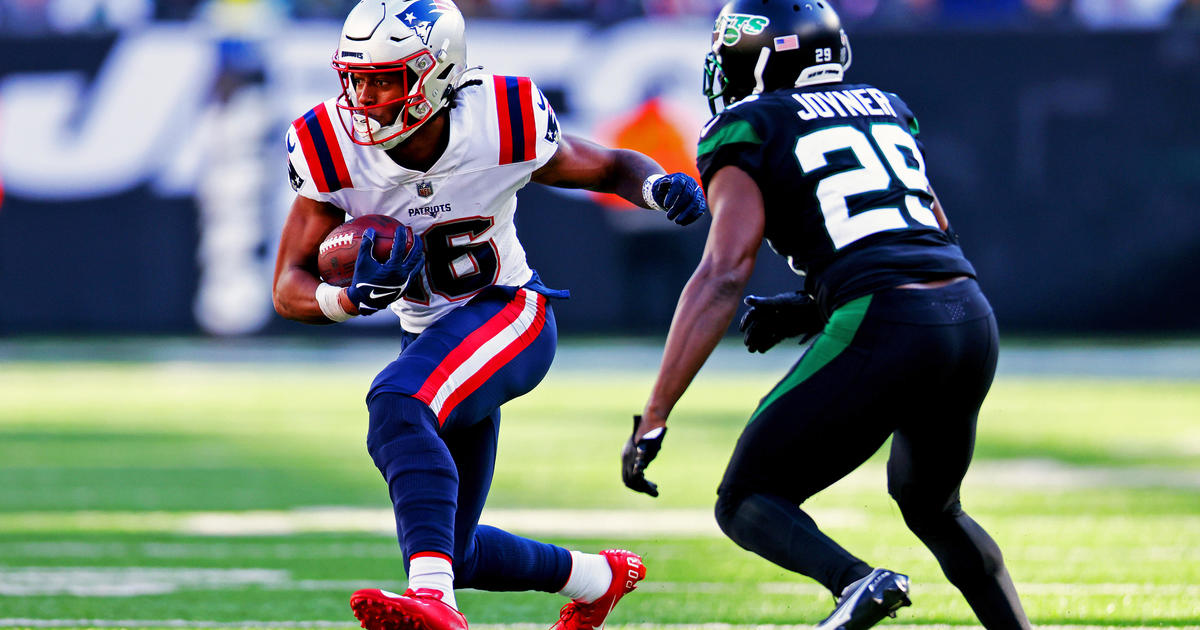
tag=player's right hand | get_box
[739,291,825,353]
[622,415,666,497]
[652,173,708,226]
[345,227,425,316]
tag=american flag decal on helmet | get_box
[774,35,799,51]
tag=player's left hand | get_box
[739,291,825,353]
[346,228,425,316]
[652,173,708,226]
[622,415,666,497]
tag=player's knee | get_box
[892,491,962,538]
[365,393,439,462]
[714,489,744,540]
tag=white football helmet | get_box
[332,0,467,149]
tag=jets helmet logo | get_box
[715,13,770,46]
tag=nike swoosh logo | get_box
[286,135,296,152]
[369,289,399,299]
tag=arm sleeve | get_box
[695,111,766,191]
[528,78,561,169]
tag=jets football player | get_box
[272,2,705,629]
[621,2,1031,629]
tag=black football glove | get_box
[621,415,666,497]
[738,291,826,353]
[345,227,425,316]
[651,173,708,226]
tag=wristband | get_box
[642,173,665,211]
[316,282,353,322]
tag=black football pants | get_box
[714,279,1030,630]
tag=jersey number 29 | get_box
[795,122,940,250]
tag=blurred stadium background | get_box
[2,0,1199,336]
[2,0,1199,628]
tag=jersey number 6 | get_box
[795,122,940,250]
[403,217,500,303]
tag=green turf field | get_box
[1,341,1198,629]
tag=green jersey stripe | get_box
[747,294,873,423]
[697,118,763,157]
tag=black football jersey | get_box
[696,82,975,315]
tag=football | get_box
[317,214,412,287]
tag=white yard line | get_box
[1,565,1197,599]
[1,623,1196,630]
[2,492,1200,535]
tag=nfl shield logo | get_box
[417,181,434,197]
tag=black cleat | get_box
[815,568,911,630]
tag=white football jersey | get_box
[285,74,562,333]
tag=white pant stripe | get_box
[427,289,542,419]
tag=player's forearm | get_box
[644,264,747,423]
[273,267,347,324]
[607,149,669,209]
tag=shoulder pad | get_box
[290,102,354,193]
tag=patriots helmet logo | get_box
[417,181,434,197]
[398,0,457,46]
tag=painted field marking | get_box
[1,623,1197,630]
[4,500,1200,539]
[1,565,1198,599]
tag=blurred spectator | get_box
[940,0,1026,25]
[1074,0,1176,27]
[450,0,496,17]
[285,0,352,19]
[839,0,883,21]
[642,0,723,17]
[523,0,593,19]
[858,0,942,29]
[1170,0,1200,25]
[47,0,153,32]
[3,0,1195,34]
[155,0,203,19]
[196,0,286,38]
[0,0,53,34]
[1022,0,1078,27]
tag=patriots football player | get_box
[272,2,705,629]
[622,1,1031,629]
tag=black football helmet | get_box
[703,0,851,115]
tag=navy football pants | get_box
[363,287,571,592]
[714,279,1030,630]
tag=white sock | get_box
[557,550,612,603]
[408,555,457,610]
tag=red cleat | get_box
[551,549,646,630]
[350,588,468,630]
